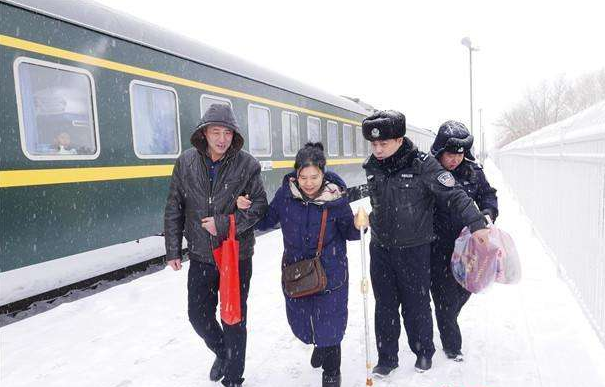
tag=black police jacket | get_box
[164,138,268,264]
[434,160,498,244]
[363,138,486,248]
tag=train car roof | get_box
[3,0,370,116]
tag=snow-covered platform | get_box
[2,161,605,387]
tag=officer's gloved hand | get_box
[481,208,496,223]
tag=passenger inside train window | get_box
[53,132,77,155]
[15,58,99,159]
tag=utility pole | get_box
[461,37,479,138]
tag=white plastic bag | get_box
[451,221,521,293]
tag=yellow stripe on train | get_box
[0,165,175,188]
[0,158,365,187]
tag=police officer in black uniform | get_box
[430,120,498,362]
[361,110,489,375]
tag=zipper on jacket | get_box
[206,156,231,252]
[310,315,316,344]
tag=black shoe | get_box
[444,349,464,362]
[209,356,226,381]
[414,356,432,373]
[322,372,341,387]
[222,384,241,387]
[372,364,397,376]
[311,346,325,368]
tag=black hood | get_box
[190,103,244,154]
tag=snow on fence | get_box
[495,101,605,347]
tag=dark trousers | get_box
[430,241,471,353]
[188,259,252,386]
[369,242,435,367]
[315,344,341,376]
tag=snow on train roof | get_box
[4,0,370,116]
[502,99,605,151]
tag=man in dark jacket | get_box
[361,110,488,375]
[164,104,268,387]
[430,120,498,362]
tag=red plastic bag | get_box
[451,222,522,293]
[213,214,241,325]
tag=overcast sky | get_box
[97,0,605,147]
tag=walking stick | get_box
[354,207,373,386]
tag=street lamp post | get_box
[479,107,485,163]
[461,37,479,138]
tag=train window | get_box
[248,104,272,156]
[327,120,339,156]
[201,94,232,115]
[343,124,354,156]
[356,126,365,156]
[13,57,100,160]
[130,80,181,159]
[282,111,300,157]
[307,116,321,143]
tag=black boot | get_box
[311,346,325,368]
[372,364,397,376]
[444,349,464,362]
[209,356,226,381]
[414,356,432,373]
[322,372,341,387]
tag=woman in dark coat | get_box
[237,142,359,387]
[430,121,499,362]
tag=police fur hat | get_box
[294,142,326,172]
[430,120,475,161]
[362,110,406,141]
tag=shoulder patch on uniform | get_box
[437,171,456,187]
[418,151,429,161]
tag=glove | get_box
[481,208,497,223]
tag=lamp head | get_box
[461,37,472,48]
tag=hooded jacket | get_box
[164,117,268,263]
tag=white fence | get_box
[495,101,605,346]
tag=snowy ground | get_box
[2,160,605,387]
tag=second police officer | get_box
[430,121,498,362]
[361,110,489,375]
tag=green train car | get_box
[0,0,436,306]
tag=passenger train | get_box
[0,0,436,307]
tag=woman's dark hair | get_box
[294,142,326,172]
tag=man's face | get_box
[205,125,233,159]
[370,137,403,160]
[440,151,464,171]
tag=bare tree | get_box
[495,68,605,148]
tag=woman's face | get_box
[440,151,464,171]
[297,166,324,198]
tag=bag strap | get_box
[315,208,329,258]
[228,214,236,240]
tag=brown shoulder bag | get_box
[282,208,328,298]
